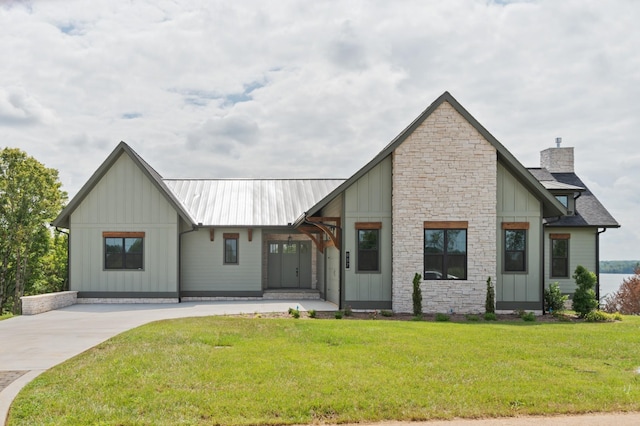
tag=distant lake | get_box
[599,273,632,300]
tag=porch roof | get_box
[164,179,344,227]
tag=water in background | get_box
[599,273,632,300]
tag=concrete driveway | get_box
[2,301,639,426]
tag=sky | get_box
[1,0,638,261]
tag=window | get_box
[555,195,569,208]
[502,223,529,273]
[423,221,467,280]
[224,233,239,264]
[355,222,381,272]
[103,232,144,270]
[551,234,570,278]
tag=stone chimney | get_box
[541,138,574,173]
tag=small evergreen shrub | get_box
[435,313,450,322]
[308,309,316,318]
[290,309,300,319]
[412,273,423,317]
[334,311,343,319]
[344,305,353,317]
[465,314,479,322]
[584,310,616,322]
[521,312,536,322]
[484,312,497,321]
[572,265,598,317]
[485,276,495,314]
[544,282,568,313]
[380,310,394,317]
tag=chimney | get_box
[541,138,574,173]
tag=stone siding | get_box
[392,101,497,313]
[21,291,78,315]
[540,147,574,173]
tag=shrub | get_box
[584,310,617,323]
[412,273,423,317]
[521,312,536,322]
[435,313,450,322]
[308,309,316,319]
[380,310,394,317]
[544,282,568,314]
[465,314,479,322]
[485,276,495,314]
[514,309,526,318]
[344,305,353,317]
[602,268,640,314]
[484,312,497,321]
[572,265,598,317]
[290,309,300,319]
[334,311,343,319]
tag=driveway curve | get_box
[1,301,639,426]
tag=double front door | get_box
[268,241,311,288]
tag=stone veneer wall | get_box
[540,147,574,173]
[21,291,78,315]
[392,101,497,313]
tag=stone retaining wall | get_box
[21,291,78,315]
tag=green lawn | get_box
[8,316,640,425]
[0,312,13,321]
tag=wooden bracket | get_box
[209,228,215,241]
[302,217,341,251]
[297,226,325,253]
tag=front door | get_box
[268,241,311,288]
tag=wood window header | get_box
[223,233,239,239]
[103,232,145,238]
[355,222,382,230]
[424,221,468,229]
[502,222,530,230]
[550,233,571,240]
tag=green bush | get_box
[484,312,497,321]
[308,309,316,318]
[544,282,568,313]
[521,312,536,322]
[584,310,616,322]
[344,305,353,317]
[435,313,450,322]
[485,276,495,314]
[572,265,598,317]
[413,273,423,317]
[334,311,343,319]
[290,309,300,319]
[465,314,479,322]
[380,310,394,317]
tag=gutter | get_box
[178,224,199,302]
[595,228,607,306]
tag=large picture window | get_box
[424,221,467,280]
[551,234,570,278]
[224,233,239,265]
[104,232,144,270]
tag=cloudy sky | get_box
[1,0,638,260]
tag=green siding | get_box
[181,228,262,292]
[70,154,179,294]
[322,196,342,305]
[344,156,392,304]
[496,163,542,305]
[545,228,597,294]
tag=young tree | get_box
[485,276,495,314]
[0,148,66,314]
[602,268,640,314]
[412,273,422,317]
[572,265,598,317]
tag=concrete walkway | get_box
[1,301,639,426]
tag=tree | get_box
[485,276,495,314]
[412,273,422,317]
[0,148,66,314]
[602,267,640,314]
[572,265,598,317]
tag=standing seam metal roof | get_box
[164,179,345,227]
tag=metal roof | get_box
[539,181,585,191]
[164,179,345,227]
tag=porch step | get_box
[263,289,321,300]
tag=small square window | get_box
[423,227,467,280]
[104,233,144,270]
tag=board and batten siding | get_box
[496,162,543,310]
[343,155,392,309]
[321,195,343,305]
[70,153,179,296]
[544,227,597,294]
[181,228,262,294]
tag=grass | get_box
[0,312,13,321]
[8,316,640,425]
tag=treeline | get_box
[600,261,640,274]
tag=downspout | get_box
[178,225,199,302]
[541,220,546,315]
[596,228,607,306]
[54,227,70,291]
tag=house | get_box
[52,92,619,312]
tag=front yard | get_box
[8,315,640,425]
